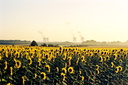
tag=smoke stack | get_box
[81,37,84,42]
[73,37,76,42]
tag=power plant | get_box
[73,36,77,42]
[38,30,84,43]
[71,31,84,42]
[38,31,49,42]
[78,31,84,42]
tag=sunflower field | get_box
[0,45,128,85]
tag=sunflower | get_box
[113,54,117,60]
[119,59,122,63]
[103,57,106,61]
[96,69,100,74]
[14,59,22,68]
[5,51,8,58]
[37,58,42,66]
[68,56,72,61]
[76,57,79,64]
[99,56,103,62]
[10,67,13,75]
[16,60,22,68]
[45,54,51,61]
[106,55,110,61]
[63,53,67,60]
[90,52,93,56]
[67,59,71,66]
[96,65,99,70]
[79,71,82,74]
[81,76,84,81]
[34,73,37,78]
[81,56,86,63]
[62,67,67,74]
[40,72,47,80]
[55,67,59,73]
[61,73,66,81]
[38,61,41,66]
[68,67,74,74]
[4,61,8,70]
[15,52,20,58]
[28,57,32,65]
[115,67,119,73]
[22,76,26,85]
[48,54,53,61]
[0,54,2,60]
[45,65,51,72]
[111,62,114,68]
[118,66,123,72]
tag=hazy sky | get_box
[0,0,128,42]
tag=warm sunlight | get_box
[0,1,128,85]
[0,0,128,42]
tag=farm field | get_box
[0,45,128,85]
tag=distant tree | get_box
[48,44,54,47]
[30,40,38,46]
[41,43,47,47]
[102,41,107,43]
[55,44,59,47]
[85,40,97,43]
[111,41,121,43]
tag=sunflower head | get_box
[62,53,67,60]
[62,68,67,74]
[0,54,2,60]
[45,65,51,72]
[111,62,114,68]
[118,66,123,72]
[45,54,49,60]
[79,71,82,74]
[113,54,117,60]
[96,69,100,74]
[81,76,84,81]
[16,60,22,68]
[10,67,13,75]
[68,56,72,60]
[34,73,37,78]
[28,57,32,65]
[40,72,47,80]
[96,65,99,70]
[4,61,8,70]
[81,56,86,63]
[99,56,103,62]
[61,73,66,81]
[5,51,8,58]
[76,57,79,64]
[68,67,74,74]
[22,76,27,85]
[55,67,59,73]
[119,59,122,63]
[15,52,20,58]
[115,67,119,73]
[103,57,106,61]
[106,55,110,61]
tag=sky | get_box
[0,0,128,42]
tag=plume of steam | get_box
[77,31,84,42]
[38,31,49,42]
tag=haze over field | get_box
[0,0,128,42]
